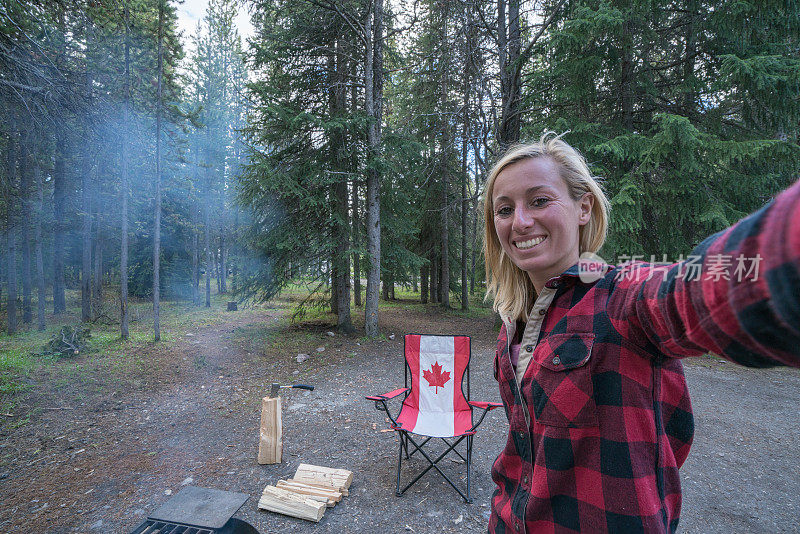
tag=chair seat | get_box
[395,407,474,437]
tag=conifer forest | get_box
[1,0,798,338]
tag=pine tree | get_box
[523,0,800,261]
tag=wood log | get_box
[277,480,342,506]
[285,478,348,497]
[293,463,353,493]
[257,396,282,464]
[258,485,325,522]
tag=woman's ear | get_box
[578,193,594,226]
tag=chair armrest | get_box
[468,401,503,410]
[365,387,409,401]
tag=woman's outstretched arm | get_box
[607,178,800,367]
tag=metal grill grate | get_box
[130,520,214,534]
[126,487,258,534]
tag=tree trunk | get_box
[470,155,481,293]
[81,17,93,324]
[440,188,449,308]
[420,264,428,303]
[52,131,66,314]
[620,16,635,130]
[497,0,522,149]
[5,124,18,334]
[205,188,212,308]
[364,0,384,338]
[470,195,479,294]
[349,74,362,309]
[34,155,46,331]
[192,230,199,304]
[215,246,222,294]
[93,191,103,316]
[220,233,227,293]
[120,1,131,339]
[231,208,239,294]
[330,247,338,313]
[682,1,698,115]
[430,251,439,303]
[331,40,353,334]
[81,145,93,323]
[461,2,474,311]
[153,0,164,341]
[6,229,17,336]
[52,5,67,316]
[19,125,32,324]
[352,180,362,307]
[437,3,452,310]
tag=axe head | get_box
[269,383,280,398]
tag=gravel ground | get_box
[0,302,797,533]
[679,359,800,534]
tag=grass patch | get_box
[0,288,246,400]
[1,282,490,410]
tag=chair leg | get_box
[396,431,405,496]
[400,434,471,502]
[441,437,468,463]
[466,435,473,504]
[407,436,432,458]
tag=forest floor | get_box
[0,291,798,533]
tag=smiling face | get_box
[491,157,593,292]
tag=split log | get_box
[258,485,325,522]
[293,464,353,493]
[277,480,342,506]
[285,478,349,497]
[257,396,282,464]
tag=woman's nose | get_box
[512,206,534,232]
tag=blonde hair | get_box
[483,131,610,322]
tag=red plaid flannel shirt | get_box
[489,179,800,533]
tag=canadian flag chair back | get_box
[396,334,472,438]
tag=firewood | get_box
[257,485,325,522]
[257,396,282,464]
[285,478,349,497]
[293,464,353,493]
[277,480,342,506]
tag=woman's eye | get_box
[532,197,549,207]
[496,206,512,217]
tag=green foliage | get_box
[523,0,800,262]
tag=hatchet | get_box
[269,383,314,398]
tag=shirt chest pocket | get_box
[528,332,598,428]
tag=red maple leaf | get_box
[422,361,451,393]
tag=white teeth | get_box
[515,236,545,250]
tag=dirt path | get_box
[0,303,798,533]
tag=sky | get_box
[175,0,255,56]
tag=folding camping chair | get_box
[365,334,502,503]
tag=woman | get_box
[483,132,800,533]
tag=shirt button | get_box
[552,356,561,365]
[525,345,533,352]
[538,309,546,316]
[523,475,528,485]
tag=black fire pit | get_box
[128,486,260,534]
